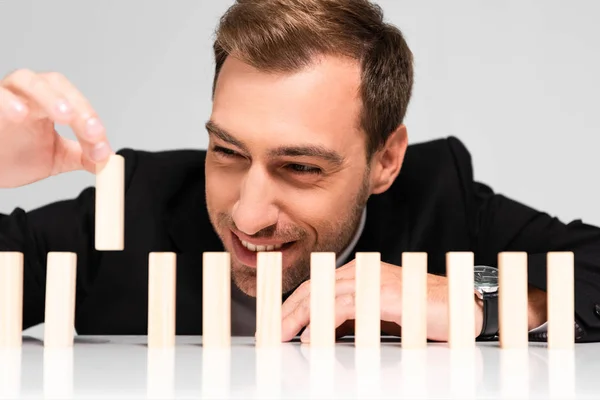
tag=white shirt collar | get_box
[336,207,366,268]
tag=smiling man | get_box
[1,0,600,343]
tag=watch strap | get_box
[478,291,499,340]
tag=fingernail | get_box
[86,117,105,138]
[90,142,111,162]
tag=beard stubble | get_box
[208,172,371,297]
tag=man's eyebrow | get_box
[205,120,248,151]
[205,120,344,166]
[268,145,345,166]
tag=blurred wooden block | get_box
[446,252,475,348]
[95,154,124,250]
[355,252,381,348]
[44,252,77,348]
[547,251,574,349]
[498,252,529,348]
[256,252,282,347]
[310,252,336,346]
[0,252,23,348]
[148,252,176,348]
[202,252,231,348]
[401,252,427,349]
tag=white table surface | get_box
[0,335,597,399]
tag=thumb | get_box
[51,133,91,174]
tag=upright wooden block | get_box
[256,252,282,347]
[547,251,574,349]
[498,252,529,348]
[202,252,231,348]
[446,252,475,348]
[0,252,23,348]
[148,252,176,348]
[44,252,77,348]
[309,252,336,346]
[355,252,381,348]
[401,252,427,349]
[95,154,124,250]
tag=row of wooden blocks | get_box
[0,249,574,350]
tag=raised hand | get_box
[0,69,112,188]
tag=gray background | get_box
[1,0,598,224]
[0,0,598,339]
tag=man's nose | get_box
[231,167,279,236]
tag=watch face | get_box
[474,265,498,291]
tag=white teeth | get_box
[240,239,283,252]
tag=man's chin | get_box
[231,263,258,297]
[230,259,309,298]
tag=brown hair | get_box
[212,0,414,159]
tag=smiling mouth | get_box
[230,230,297,268]
[239,240,283,252]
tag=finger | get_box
[335,259,357,279]
[300,294,356,343]
[281,280,310,321]
[2,69,74,124]
[281,267,357,321]
[50,133,87,174]
[41,72,112,163]
[0,86,29,122]
[282,279,356,342]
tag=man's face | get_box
[205,55,372,297]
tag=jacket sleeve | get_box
[447,136,600,343]
[0,148,138,331]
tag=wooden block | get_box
[446,252,475,348]
[401,252,427,349]
[355,252,381,348]
[95,154,125,250]
[547,251,574,349]
[0,252,23,348]
[202,252,231,348]
[256,252,282,347]
[309,252,336,346]
[498,252,529,348]
[148,252,176,348]
[44,252,77,348]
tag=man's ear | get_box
[369,124,408,195]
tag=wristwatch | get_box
[474,265,499,340]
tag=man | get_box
[0,0,599,343]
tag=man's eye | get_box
[286,164,322,175]
[212,146,239,158]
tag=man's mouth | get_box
[230,230,296,267]
[239,239,283,252]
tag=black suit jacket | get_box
[1,136,599,341]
